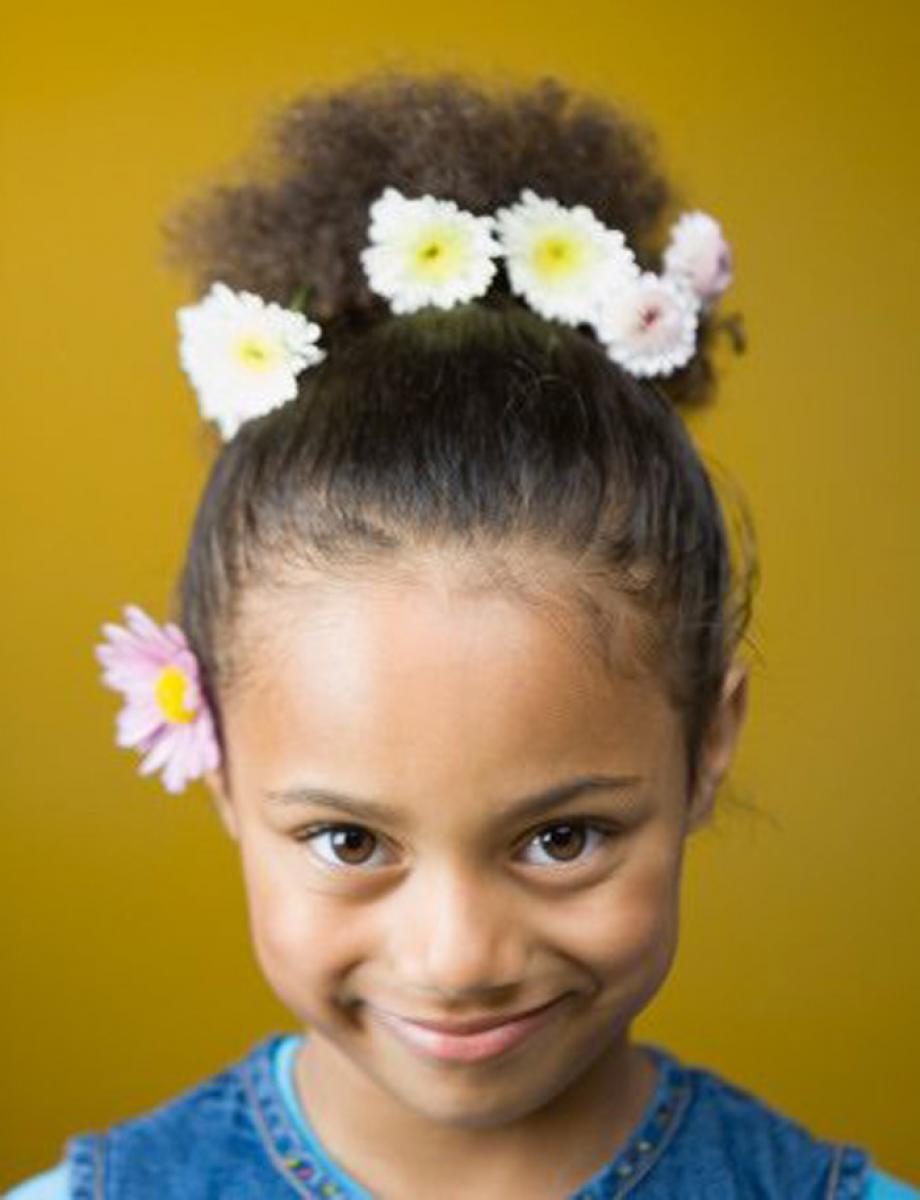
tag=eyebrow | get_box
[263,773,644,827]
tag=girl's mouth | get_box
[367,995,571,1063]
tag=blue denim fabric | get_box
[57,1032,876,1197]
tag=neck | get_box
[294,1026,658,1200]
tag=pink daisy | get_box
[95,605,221,794]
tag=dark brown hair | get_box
[164,70,756,797]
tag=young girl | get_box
[8,71,916,1199]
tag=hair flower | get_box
[95,605,220,794]
[662,211,732,306]
[494,189,637,326]
[592,272,700,378]
[177,282,326,441]
[361,187,501,314]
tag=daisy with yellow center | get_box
[495,189,638,326]
[361,187,501,314]
[96,606,220,794]
[177,282,326,441]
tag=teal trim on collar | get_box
[272,1034,376,1200]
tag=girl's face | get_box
[211,563,746,1130]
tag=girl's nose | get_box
[383,860,527,998]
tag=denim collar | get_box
[239,1031,693,1199]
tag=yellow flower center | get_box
[532,234,585,281]
[235,335,279,371]
[155,666,196,724]
[410,226,466,283]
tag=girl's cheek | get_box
[552,842,683,983]
[237,839,346,996]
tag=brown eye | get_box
[302,824,385,868]
[519,820,612,869]
[329,826,377,864]
[536,823,587,862]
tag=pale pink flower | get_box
[95,605,220,794]
[663,211,732,306]
[592,272,700,378]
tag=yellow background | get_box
[2,0,918,1188]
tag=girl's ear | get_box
[686,659,749,833]
[205,768,240,840]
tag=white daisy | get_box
[360,187,501,314]
[663,211,732,306]
[592,272,700,378]
[494,189,638,326]
[177,282,326,440]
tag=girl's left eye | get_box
[297,824,392,869]
[517,820,612,868]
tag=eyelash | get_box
[292,818,619,873]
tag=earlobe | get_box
[709,660,749,778]
[204,768,239,840]
[687,782,715,833]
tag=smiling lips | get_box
[370,996,570,1063]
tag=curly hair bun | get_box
[163,69,731,409]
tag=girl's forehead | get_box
[236,564,651,703]
[233,544,656,685]
[223,570,682,799]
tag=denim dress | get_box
[9,1033,916,1198]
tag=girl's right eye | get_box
[296,823,392,869]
